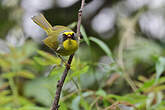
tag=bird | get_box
[31,14,79,56]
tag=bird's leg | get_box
[56,54,70,67]
[52,50,70,67]
[46,64,56,77]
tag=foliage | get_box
[0,29,165,110]
[1,0,165,110]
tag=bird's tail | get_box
[32,14,53,34]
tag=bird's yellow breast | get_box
[63,39,78,52]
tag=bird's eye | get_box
[71,33,75,40]
[63,34,67,37]
[63,34,68,41]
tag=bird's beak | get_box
[68,34,71,38]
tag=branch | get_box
[50,0,85,110]
[77,0,85,38]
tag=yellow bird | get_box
[32,14,79,56]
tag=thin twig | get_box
[117,15,142,92]
[50,0,85,110]
[118,33,137,92]
[77,0,85,39]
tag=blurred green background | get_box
[0,0,165,110]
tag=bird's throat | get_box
[63,39,78,51]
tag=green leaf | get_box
[0,90,10,96]
[59,102,68,110]
[69,66,89,79]
[107,93,146,104]
[49,66,64,77]
[137,77,165,93]
[89,37,113,61]
[96,89,107,97]
[137,79,155,92]
[71,92,93,110]
[17,70,35,79]
[36,50,61,65]
[68,22,77,29]
[22,41,38,58]
[0,58,10,71]
[24,75,60,106]
[18,106,49,110]
[1,71,35,79]
[80,26,90,45]
[1,72,15,79]
[33,57,52,66]
[80,97,90,110]
[155,57,165,84]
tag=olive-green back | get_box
[43,25,72,50]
